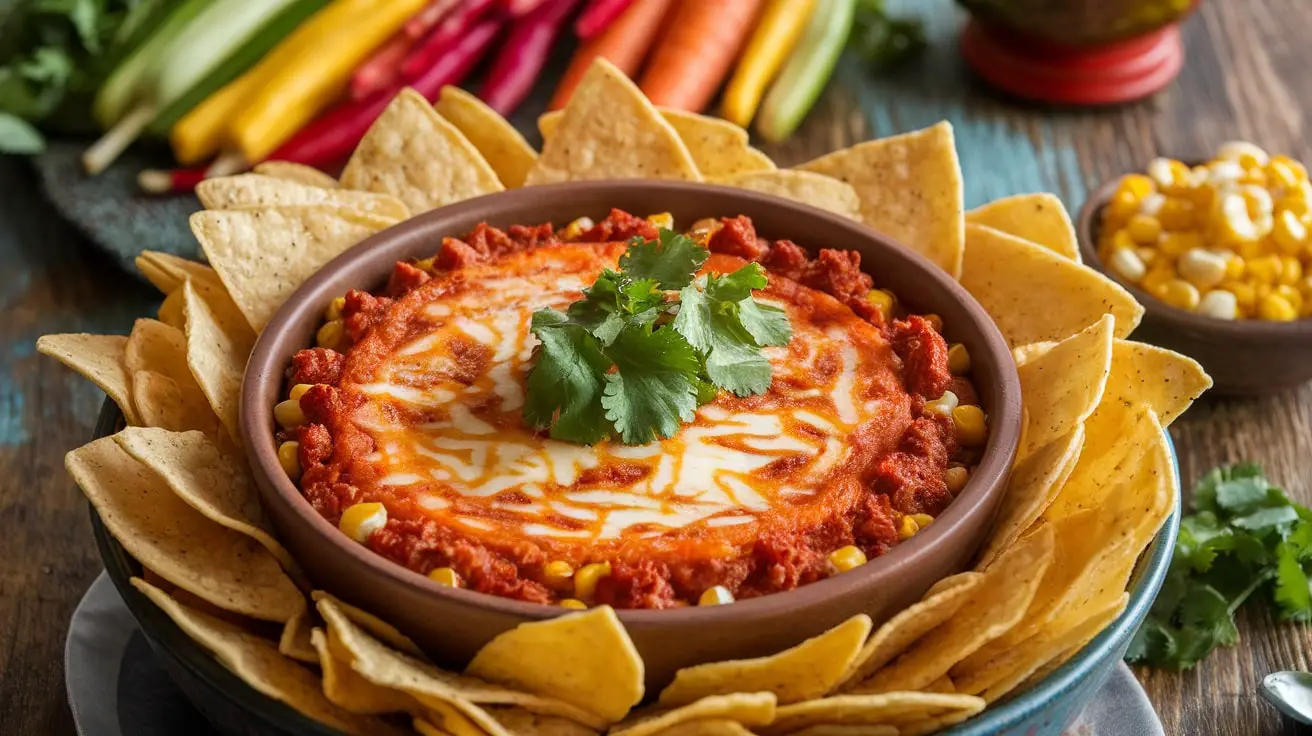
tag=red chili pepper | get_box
[401,0,499,80]
[502,0,549,16]
[574,0,634,39]
[350,34,415,101]
[268,18,504,169]
[480,0,581,115]
[137,152,249,194]
[405,0,463,38]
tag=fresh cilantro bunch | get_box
[1127,464,1312,670]
[522,229,792,445]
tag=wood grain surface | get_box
[3,1,1309,734]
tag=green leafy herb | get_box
[523,229,793,445]
[1127,464,1312,670]
[849,0,927,71]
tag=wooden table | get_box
[2,0,1309,733]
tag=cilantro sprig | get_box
[522,229,792,445]
[1127,464,1312,670]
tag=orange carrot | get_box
[548,0,674,110]
[638,0,763,112]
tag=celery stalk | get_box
[755,0,857,143]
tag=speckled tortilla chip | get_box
[196,174,410,220]
[485,707,602,736]
[311,628,417,714]
[182,281,255,444]
[711,170,861,220]
[131,578,400,736]
[114,427,295,572]
[856,525,1054,694]
[131,371,224,436]
[1015,315,1113,458]
[436,86,538,188]
[974,426,1084,571]
[959,223,1143,346]
[967,194,1080,262]
[837,573,983,690]
[1102,340,1211,426]
[758,692,984,736]
[659,615,871,706]
[797,123,964,277]
[125,319,188,380]
[311,591,424,657]
[656,719,759,736]
[37,333,138,425]
[280,608,318,664]
[191,205,397,332]
[254,160,339,189]
[466,606,644,723]
[135,251,221,295]
[341,88,503,214]
[611,693,776,736]
[67,436,303,622]
[526,59,700,185]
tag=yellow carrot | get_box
[720,0,816,128]
[230,0,427,162]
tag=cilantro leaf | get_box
[619,229,708,289]
[674,279,773,396]
[601,324,700,444]
[523,310,612,444]
[705,262,768,301]
[737,299,792,347]
[1275,542,1312,622]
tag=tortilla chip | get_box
[37,333,138,426]
[789,725,898,736]
[657,719,758,736]
[1015,315,1113,458]
[197,174,411,220]
[310,591,424,657]
[254,160,340,189]
[114,427,295,572]
[436,86,538,188]
[182,281,255,443]
[125,319,186,377]
[525,59,700,185]
[659,615,871,707]
[966,194,1080,262]
[856,525,1054,694]
[317,598,608,731]
[422,699,497,736]
[897,707,983,736]
[466,606,644,723]
[414,716,460,736]
[131,371,224,436]
[131,578,401,736]
[759,693,984,736]
[837,573,984,690]
[158,288,186,330]
[960,223,1143,346]
[191,205,396,332]
[611,693,776,736]
[711,170,860,220]
[486,707,601,736]
[68,436,303,621]
[796,123,964,277]
[281,608,318,663]
[974,426,1084,570]
[135,251,221,295]
[341,87,503,214]
[1103,341,1211,426]
[311,628,417,714]
[925,676,955,694]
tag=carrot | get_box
[547,0,673,110]
[638,0,763,112]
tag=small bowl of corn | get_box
[1077,141,1312,395]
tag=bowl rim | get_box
[89,397,1183,735]
[239,179,1023,625]
[1076,173,1312,340]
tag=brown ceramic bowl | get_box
[240,181,1022,691]
[1078,176,1312,395]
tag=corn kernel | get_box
[1197,290,1238,320]
[1240,167,1269,187]
[1109,247,1147,282]
[1158,231,1202,257]
[1208,159,1245,188]
[1159,279,1201,310]
[1141,267,1175,296]
[945,466,969,494]
[1157,198,1196,231]
[1243,185,1275,220]
[1140,192,1167,216]
[1259,293,1299,321]
[867,289,895,316]
[1217,141,1271,168]
[925,391,959,417]
[1225,282,1257,315]
[324,296,346,321]
[1247,255,1283,284]
[947,344,971,375]
[574,562,611,600]
[1109,230,1137,252]
[829,545,868,573]
[274,399,306,429]
[1273,210,1308,254]
[1137,247,1159,266]
[317,320,345,350]
[1117,173,1156,201]
[339,502,387,544]
[277,441,301,480]
[560,216,594,241]
[1224,253,1246,280]
[952,405,988,447]
[698,585,735,606]
[1257,283,1274,301]
[924,314,944,332]
[1177,249,1228,290]
[647,212,674,230]
[542,561,574,588]
[428,567,460,587]
[1216,193,1261,243]
[1279,197,1310,219]
[559,598,588,610]
[1105,190,1140,222]
[898,516,920,540]
[1126,215,1163,244]
[1149,158,1189,189]
[1276,285,1304,313]
[689,217,721,245]
[1238,238,1269,260]
[1281,257,1303,285]
[1269,157,1307,188]
[289,383,313,401]
[911,514,935,529]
